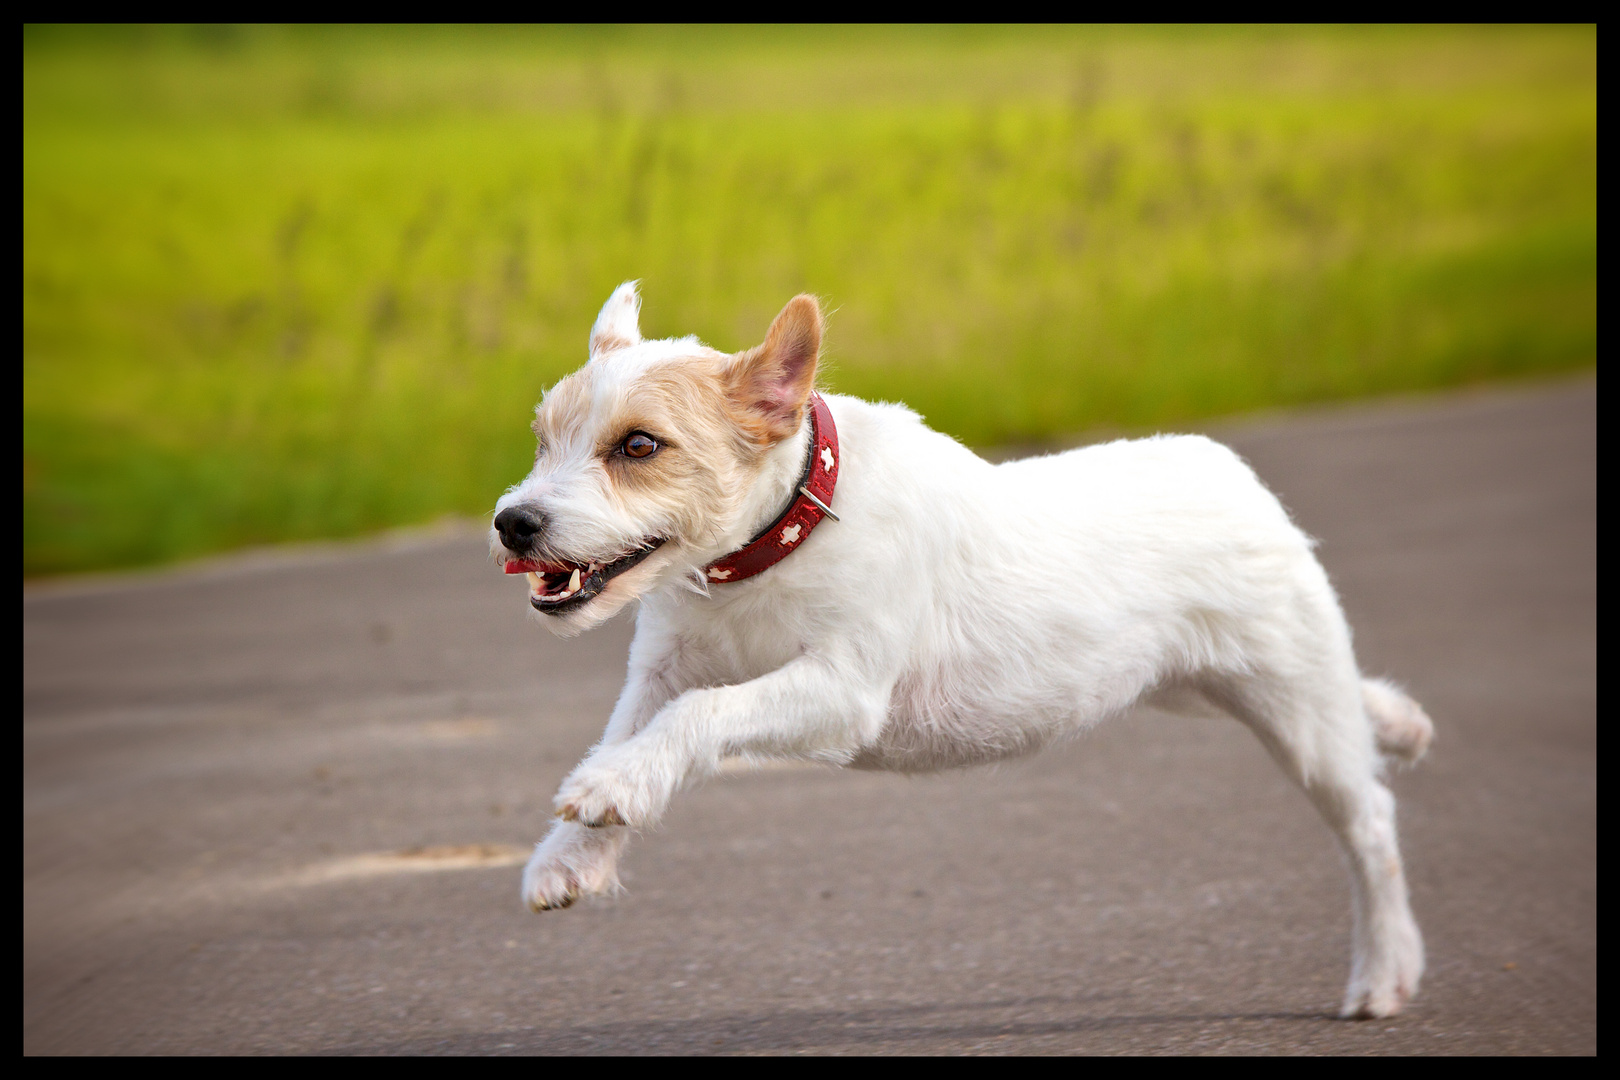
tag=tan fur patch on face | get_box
[598,357,764,541]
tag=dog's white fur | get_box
[492,283,1433,1020]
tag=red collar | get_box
[702,392,840,585]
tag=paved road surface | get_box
[24,380,1595,1055]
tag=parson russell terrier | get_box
[490,283,1434,1019]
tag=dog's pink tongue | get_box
[504,559,560,575]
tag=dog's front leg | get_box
[523,654,685,912]
[554,655,885,829]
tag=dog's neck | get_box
[739,409,814,543]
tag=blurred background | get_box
[22,25,1596,577]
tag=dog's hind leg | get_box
[1204,654,1425,1019]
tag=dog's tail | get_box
[1362,677,1434,766]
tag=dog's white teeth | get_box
[568,568,582,592]
[588,561,602,573]
[526,572,542,590]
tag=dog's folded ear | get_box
[590,281,644,358]
[726,294,823,446]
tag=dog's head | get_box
[491,283,823,635]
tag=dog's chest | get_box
[656,604,807,688]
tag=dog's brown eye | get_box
[621,433,658,458]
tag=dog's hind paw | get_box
[1340,923,1423,1019]
[1340,981,1412,1020]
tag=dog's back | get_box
[822,410,1327,771]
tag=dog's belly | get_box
[848,728,1049,772]
[848,678,1227,773]
[848,712,1061,772]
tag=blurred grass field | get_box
[23,25,1596,575]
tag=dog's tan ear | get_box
[726,294,823,446]
[589,281,643,358]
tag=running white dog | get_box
[490,283,1433,1019]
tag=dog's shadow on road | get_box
[327,995,1337,1055]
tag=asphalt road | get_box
[23,379,1595,1055]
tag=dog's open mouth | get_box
[503,540,665,615]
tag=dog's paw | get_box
[522,856,581,912]
[1340,919,1424,1019]
[521,822,626,913]
[553,747,676,829]
[1341,979,1413,1020]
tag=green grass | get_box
[23,25,1596,575]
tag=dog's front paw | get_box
[521,821,626,912]
[553,747,676,829]
[522,854,582,912]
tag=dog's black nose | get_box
[494,505,545,551]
